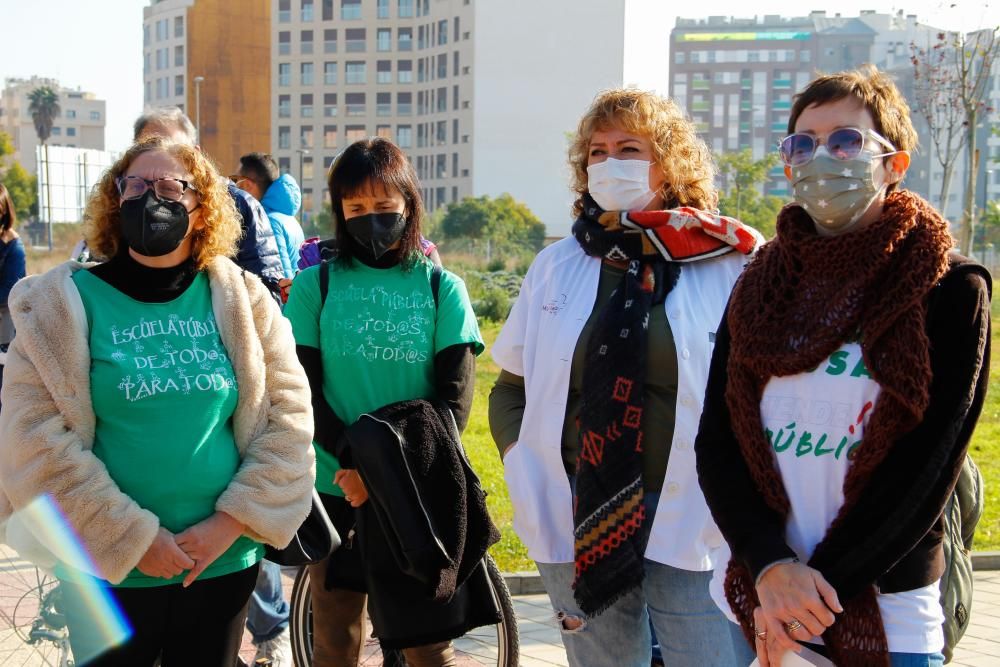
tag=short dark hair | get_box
[0,183,16,232]
[788,65,917,194]
[239,152,280,190]
[327,137,424,268]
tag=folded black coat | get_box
[342,398,502,648]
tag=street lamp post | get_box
[980,168,993,258]
[296,147,310,186]
[193,76,205,141]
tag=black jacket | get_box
[228,183,284,300]
[695,255,991,600]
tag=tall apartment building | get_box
[669,11,986,221]
[271,0,666,233]
[143,0,271,175]
[0,77,106,177]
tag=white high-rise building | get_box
[272,0,668,234]
[0,77,106,177]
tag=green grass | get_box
[470,315,1000,573]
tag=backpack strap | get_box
[319,259,330,306]
[431,264,442,309]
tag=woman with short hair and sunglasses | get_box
[695,65,991,667]
[0,138,316,666]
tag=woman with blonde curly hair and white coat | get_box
[0,137,316,667]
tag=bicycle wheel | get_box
[0,544,74,667]
[289,554,518,667]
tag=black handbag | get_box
[264,488,341,566]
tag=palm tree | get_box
[27,86,60,145]
[27,86,59,249]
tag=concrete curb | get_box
[503,552,1000,596]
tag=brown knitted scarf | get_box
[723,191,954,666]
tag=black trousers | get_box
[61,563,259,667]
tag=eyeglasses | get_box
[778,127,896,167]
[116,176,199,202]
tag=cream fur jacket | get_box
[0,256,316,584]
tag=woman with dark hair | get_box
[283,137,489,667]
[0,182,26,401]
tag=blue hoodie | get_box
[260,173,305,278]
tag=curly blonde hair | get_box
[83,138,240,268]
[569,88,717,217]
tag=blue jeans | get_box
[246,559,289,643]
[536,560,742,667]
[890,653,945,666]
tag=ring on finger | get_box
[785,619,804,633]
[755,627,768,640]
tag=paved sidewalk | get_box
[238,569,1000,666]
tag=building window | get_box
[377,60,392,84]
[279,32,291,55]
[279,157,291,173]
[302,0,314,21]
[65,109,77,119]
[378,0,390,18]
[52,127,62,136]
[800,49,811,62]
[342,0,361,20]
[301,93,314,117]
[346,61,366,84]
[437,86,447,112]
[437,54,447,78]
[453,50,459,77]
[397,59,412,83]
[377,92,391,116]
[279,0,291,22]
[303,157,315,180]
[279,63,291,86]
[438,20,447,45]
[90,110,101,121]
[324,125,338,148]
[377,28,392,52]
[324,61,338,85]
[322,0,333,20]
[175,75,184,96]
[301,30,314,54]
[452,118,458,144]
[144,24,150,47]
[174,16,184,38]
[156,19,167,41]
[398,0,413,18]
[346,92,366,116]
[397,124,412,148]
[324,29,337,53]
[156,48,166,70]
[144,52,150,74]
[301,125,314,148]
[397,92,412,115]
[436,121,446,145]
[452,153,458,180]
[301,62,314,85]
[279,95,291,118]
[279,126,291,149]
[453,84,459,110]
[398,27,412,51]
[418,26,426,50]
[346,124,366,143]
[324,93,338,116]
[376,124,392,139]
[345,28,366,52]
[145,81,151,102]
[418,59,425,83]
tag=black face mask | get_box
[346,212,408,262]
[120,191,193,257]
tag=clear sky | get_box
[0,0,996,154]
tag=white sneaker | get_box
[253,627,293,667]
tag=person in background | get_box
[135,110,295,664]
[134,108,285,302]
[489,88,761,667]
[0,138,315,666]
[236,153,305,279]
[0,182,26,407]
[695,65,990,667]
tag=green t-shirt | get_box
[68,270,262,588]
[283,258,484,495]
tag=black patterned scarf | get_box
[570,194,760,616]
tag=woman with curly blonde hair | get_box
[489,88,762,666]
[0,138,316,666]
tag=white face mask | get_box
[586,158,657,212]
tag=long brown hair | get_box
[0,183,16,233]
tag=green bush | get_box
[486,257,506,272]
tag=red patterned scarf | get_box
[571,195,760,616]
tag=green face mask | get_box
[790,150,886,235]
